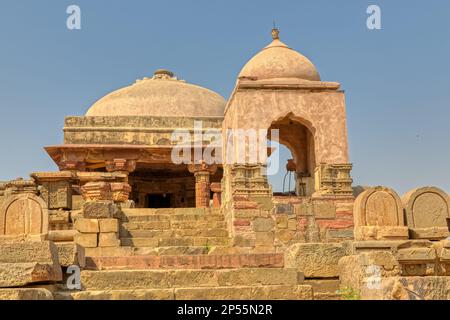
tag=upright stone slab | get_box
[402,187,450,240]
[0,180,49,239]
[354,186,408,241]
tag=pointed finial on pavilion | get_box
[271,21,280,40]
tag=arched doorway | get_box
[267,114,316,197]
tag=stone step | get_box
[120,214,226,223]
[85,246,212,257]
[121,208,222,216]
[85,253,284,270]
[81,268,304,290]
[119,228,229,238]
[120,236,230,247]
[69,285,313,300]
[121,220,228,231]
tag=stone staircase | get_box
[118,208,230,252]
[57,208,314,300]
[70,267,311,300]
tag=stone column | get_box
[188,162,217,208]
[210,183,222,209]
[105,159,137,203]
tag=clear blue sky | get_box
[0,0,449,195]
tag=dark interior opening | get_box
[146,194,172,208]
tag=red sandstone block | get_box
[317,220,354,229]
[233,219,251,226]
[335,212,354,220]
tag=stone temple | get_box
[0,29,449,300]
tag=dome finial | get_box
[271,21,280,40]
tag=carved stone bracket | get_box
[58,160,86,172]
[105,159,137,173]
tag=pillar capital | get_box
[105,159,137,173]
[188,161,217,175]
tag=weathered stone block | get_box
[71,289,174,300]
[233,233,255,247]
[55,242,86,268]
[83,201,118,219]
[338,251,401,291]
[313,200,336,219]
[74,218,99,233]
[174,285,313,300]
[285,243,346,278]
[360,276,450,300]
[255,232,274,247]
[98,233,119,248]
[0,240,62,287]
[276,215,288,229]
[74,233,98,248]
[98,219,119,233]
[0,263,62,288]
[252,218,274,232]
[0,288,54,300]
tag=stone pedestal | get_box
[31,172,74,210]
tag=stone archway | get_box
[268,114,316,196]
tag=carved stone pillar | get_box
[188,162,217,208]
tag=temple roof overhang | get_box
[45,144,222,171]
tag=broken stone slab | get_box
[284,243,346,278]
[0,240,62,288]
[0,262,62,288]
[359,276,450,300]
[0,240,60,264]
[396,247,437,276]
[397,247,437,264]
[338,251,401,291]
[0,288,54,300]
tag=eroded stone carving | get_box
[354,186,408,241]
[402,187,450,240]
[0,180,49,239]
